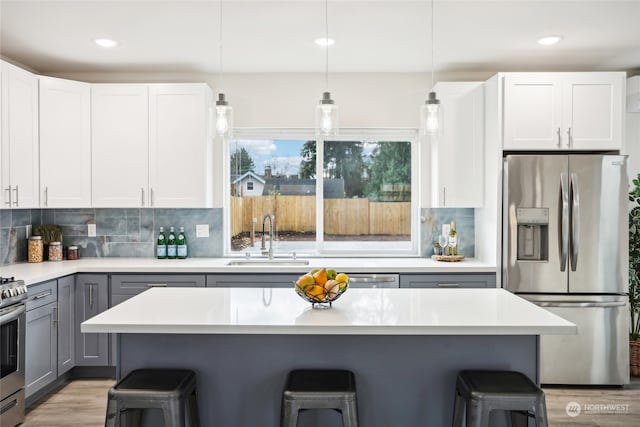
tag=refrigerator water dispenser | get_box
[516,208,548,261]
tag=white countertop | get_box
[81,287,575,336]
[0,257,496,286]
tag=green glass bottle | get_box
[177,227,188,259]
[167,227,177,259]
[156,227,167,259]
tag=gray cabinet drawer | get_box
[26,280,58,311]
[348,274,399,288]
[111,274,206,295]
[206,274,299,288]
[399,273,496,288]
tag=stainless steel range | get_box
[0,276,27,427]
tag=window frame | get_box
[224,128,421,257]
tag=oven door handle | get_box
[0,304,26,324]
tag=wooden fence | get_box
[230,196,410,236]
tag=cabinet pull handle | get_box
[13,185,19,206]
[567,127,572,148]
[44,186,48,207]
[437,283,461,288]
[4,186,11,206]
[556,127,561,147]
[141,188,145,207]
[89,284,94,308]
[147,283,168,287]
[150,188,154,207]
[33,291,51,300]
[52,306,58,326]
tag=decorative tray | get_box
[431,255,465,262]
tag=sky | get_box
[230,139,307,177]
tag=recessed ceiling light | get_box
[315,37,335,47]
[94,38,117,48]
[537,36,561,46]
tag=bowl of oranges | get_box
[294,268,349,307]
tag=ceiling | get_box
[1,0,639,74]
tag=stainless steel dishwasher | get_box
[347,274,399,288]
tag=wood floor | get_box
[21,378,640,426]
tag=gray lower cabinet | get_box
[399,273,496,288]
[57,275,75,375]
[206,274,300,287]
[75,274,109,366]
[25,280,58,398]
[110,274,206,365]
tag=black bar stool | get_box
[281,369,359,427]
[104,368,200,427]
[452,370,548,427]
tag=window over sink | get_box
[225,129,419,256]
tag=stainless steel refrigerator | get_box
[502,154,629,385]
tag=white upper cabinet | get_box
[503,72,624,150]
[431,82,484,207]
[39,76,91,207]
[1,60,40,208]
[148,84,213,208]
[91,84,149,207]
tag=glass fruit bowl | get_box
[293,270,350,308]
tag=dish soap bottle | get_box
[177,226,188,259]
[167,227,177,259]
[156,227,167,259]
[448,221,458,256]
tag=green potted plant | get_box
[628,174,640,376]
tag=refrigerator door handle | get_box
[559,173,569,272]
[532,301,626,308]
[570,173,580,271]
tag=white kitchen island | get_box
[82,287,575,427]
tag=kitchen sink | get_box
[226,259,309,266]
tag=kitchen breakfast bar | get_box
[82,287,576,427]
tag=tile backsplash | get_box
[420,208,475,257]
[2,207,475,265]
[1,208,223,265]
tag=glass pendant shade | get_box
[315,91,339,136]
[215,93,233,137]
[420,91,443,136]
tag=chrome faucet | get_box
[261,213,274,259]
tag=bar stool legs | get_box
[281,369,358,427]
[452,370,548,427]
[104,368,200,427]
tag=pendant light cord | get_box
[218,0,224,91]
[325,0,329,92]
[430,0,435,90]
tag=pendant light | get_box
[215,0,233,137]
[315,0,338,136]
[420,0,442,136]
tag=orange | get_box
[296,274,315,288]
[305,285,327,301]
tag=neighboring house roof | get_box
[262,178,345,198]
[231,171,266,185]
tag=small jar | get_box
[66,245,79,260]
[28,236,44,263]
[48,241,63,261]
